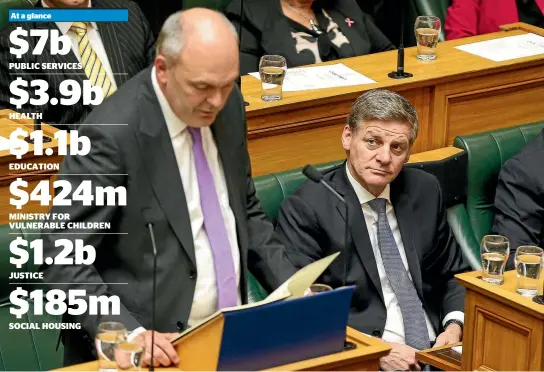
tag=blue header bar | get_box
[9,9,128,22]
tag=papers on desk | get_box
[249,63,376,92]
[0,136,9,151]
[451,345,462,354]
[455,33,544,62]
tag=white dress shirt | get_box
[41,0,118,90]
[150,68,242,328]
[345,164,463,344]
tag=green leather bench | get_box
[447,121,544,270]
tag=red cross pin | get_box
[345,17,354,27]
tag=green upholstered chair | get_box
[0,0,37,31]
[412,0,450,41]
[182,0,232,10]
[447,121,544,270]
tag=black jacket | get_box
[493,129,544,269]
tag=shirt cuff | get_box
[442,311,464,327]
[127,326,146,341]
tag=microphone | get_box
[142,209,158,372]
[25,117,52,144]
[388,0,413,79]
[302,165,347,287]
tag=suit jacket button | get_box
[189,271,196,279]
[372,329,382,337]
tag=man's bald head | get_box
[156,8,239,65]
[154,8,240,128]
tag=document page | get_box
[455,33,544,62]
[249,63,376,92]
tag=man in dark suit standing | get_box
[493,129,544,269]
[41,8,295,368]
[0,0,155,127]
[275,90,470,371]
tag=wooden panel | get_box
[473,301,532,370]
[429,65,544,148]
[458,271,544,371]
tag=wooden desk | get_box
[243,23,544,176]
[417,270,544,371]
[0,110,63,224]
[55,327,391,371]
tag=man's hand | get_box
[132,331,180,367]
[380,342,421,371]
[433,323,462,348]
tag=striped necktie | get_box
[368,198,431,351]
[70,22,116,98]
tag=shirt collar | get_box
[41,0,97,34]
[151,66,187,139]
[345,163,391,205]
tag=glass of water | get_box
[481,235,510,285]
[515,246,543,297]
[95,321,127,372]
[414,16,441,61]
[259,55,287,102]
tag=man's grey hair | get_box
[347,90,419,144]
[156,9,239,64]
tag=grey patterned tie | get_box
[368,198,431,351]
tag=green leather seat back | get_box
[0,0,37,31]
[413,0,450,41]
[453,121,544,250]
[254,161,342,224]
[183,0,232,10]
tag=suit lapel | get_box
[334,166,384,302]
[390,178,424,300]
[137,69,196,266]
[92,0,129,86]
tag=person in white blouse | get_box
[275,89,470,371]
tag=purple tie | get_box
[187,127,238,309]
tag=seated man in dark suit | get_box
[0,0,155,127]
[493,128,544,269]
[275,89,470,371]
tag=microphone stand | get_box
[147,222,158,372]
[388,0,413,79]
[25,118,52,144]
[236,0,249,107]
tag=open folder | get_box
[170,251,340,344]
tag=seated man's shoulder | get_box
[398,166,440,191]
[502,131,544,176]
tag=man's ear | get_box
[341,125,352,151]
[154,55,169,85]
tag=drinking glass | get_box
[414,16,441,61]
[515,246,543,297]
[259,55,287,102]
[481,235,510,285]
[95,321,127,372]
